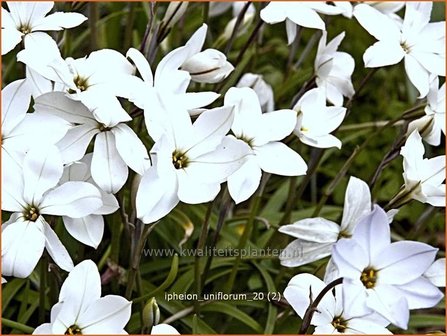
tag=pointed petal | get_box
[228,158,262,204]
[363,40,405,68]
[340,176,372,233]
[78,296,131,333]
[182,92,220,111]
[288,5,325,30]
[255,142,307,176]
[374,241,437,284]
[354,4,401,41]
[91,132,129,194]
[332,239,368,279]
[63,215,104,249]
[126,47,153,85]
[366,285,409,329]
[40,181,102,218]
[33,323,53,334]
[43,219,74,272]
[404,55,430,98]
[57,124,99,164]
[254,109,296,146]
[279,218,340,243]
[112,124,150,175]
[32,11,87,31]
[23,145,63,205]
[1,218,46,278]
[424,258,445,287]
[395,277,443,309]
[2,79,32,135]
[347,318,392,334]
[151,324,180,335]
[136,166,179,224]
[285,19,297,45]
[176,170,220,204]
[279,239,334,267]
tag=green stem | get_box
[89,3,99,51]
[2,318,34,334]
[224,2,251,54]
[124,3,136,51]
[39,256,47,324]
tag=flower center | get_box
[338,230,352,239]
[237,134,254,148]
[360,267,378,289]
[172,150,189,169]
[400,41,411,54]
[332,315,348,333]
[18,24,31,35]
[23,206,40,222]
[68,76,89,94]
[65,325,83,335]
[98,123,111,132]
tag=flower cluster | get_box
[1,1,445,335]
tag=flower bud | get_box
[142,297,160,330]
[181,49,234,84]
[161,2,188,30]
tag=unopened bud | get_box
[142,297,160,329]
[181,49,234,84]
[161,2,188,30]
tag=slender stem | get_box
[89,3,99,51]
[299,277,343,334]
[235,19,264,67]
[125,219,146,299]
[202,2,210,28]
[124,3,136,51]
[2,318,34,334]
[39,256,48,324]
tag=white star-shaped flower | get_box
[33,260,131,334]
[2,1,87,55]
[354,2,445,97]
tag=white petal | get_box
[33,323,53,334]
[96,192,119,215]
[1,28,22,55]
[340,176,372,234]
[374,241,437,285]
[40,181,102,218]
[395,277,443,309]
[23,145,63,205]
[2,218,46,278]
[32,12,87,31]
[352,205,390,263]
[354,4,401,41]
[112,124,150,175]
[176,170,221,204]
[332,239,367,279]
[2,79,32,135]
[412,51,445,77]
[77,296,131,333]
[57,125,99,164]
[288,5,325,30]
[136,166,179,224]
[43,220,74,272]
[363,40,405,68]
[151,324,180,335]
[26,65,54,98]
[228,158,262,204]
[347,318,392,334]
[299,133,343,149]
[424,258,445,287]
[285,19,297,45]
[59,259,101,305]
[260,3,287,24]
[254,109,296,146]
[255,142,307,176]
[182,92,220,111]
[63,215,104,248]
[2,159,26,212]
[342,279,371,317]
[279,218,340,243]
[404,54,430,98]
[126,48,153,84]
[284,273,334,322]
[91,132,129,194]
[366,285,409,329]
[279,239,334,267]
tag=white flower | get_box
[260,2,345,44]
[1,78,69,169]
[367,2,405,25]
[293,88,346,149]
[354,2,445,97]
[18,40,137,118]
[2,146,102,278]
[424,258,446,287]
[181,49,234,84]
[236,73,274,112]
[60,154,120,248]
[315,31,355,107]
[332,205,443,329]
[407,76,445,146]
[151,324,180,335]
[33,92,150,194]
[279,176,371,267]
[137,103,248,223]
[2,1,87,55]
[395,130,445,207]
[33,260,131,334]
[223,87,307,204]
[284,273,392,334]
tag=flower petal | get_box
[424,258,445,287]
[2,218,46,278]
[255,142,307,176]
[404,54,430,98]
[32,11,87,31]
[254,109,296,146]
[57,125,99,164]
[288,5,325,30]
[63,215,104,249]
[332,239,368,279]
[374,241,437,285]
[1,27,22,55]
[279,239,334,267]
[40,181,102,218]
[363,40,405,68]
[23,145,63,205]
[354,4,401,41]
[395,276,443,310]
[176,170,221,204]
[227,157,262,204]
[43,219,74,272]
[151,324,180,335]
[91,132,129,194]
[2,79,32,135]
[279,218,340,243]
[77,296,131,333]
[126,47,153,84]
